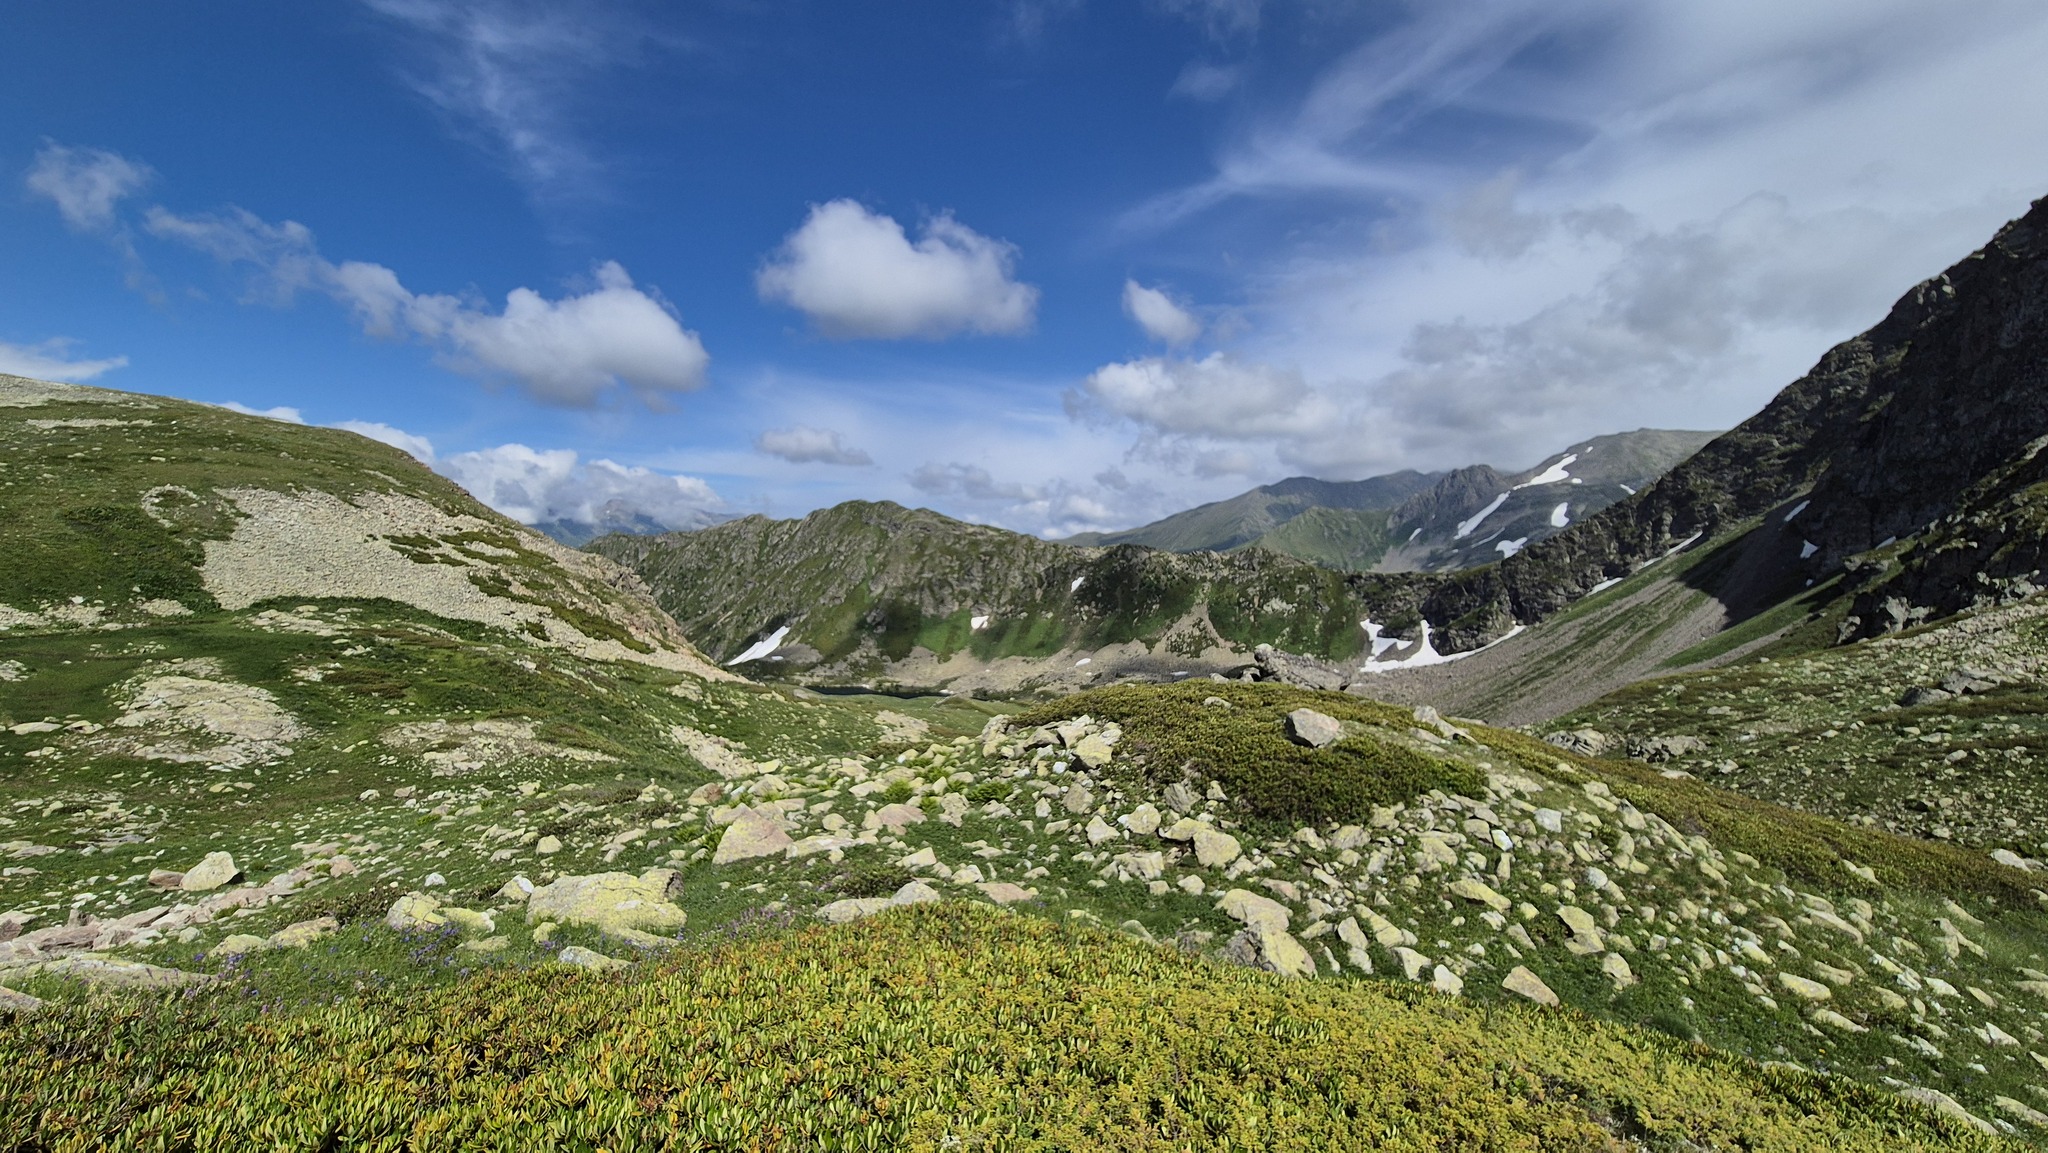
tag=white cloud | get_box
[146,206,708,406]
[359,0,649,200]
[24,143,153,232]
[218,402,306,423]
[1070,353,1324,441]
[1169,61,1243,101]
[1085,0,2048,479]
[756,200,1039,340]
[335,419,437,462]
[754,426,873,467]
[0,338,128,383]
[1121,280,1203,346]
[439,443,722,530]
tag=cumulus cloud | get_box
[335,419,437,462]
[0,338,128,383]
[146,206,708,406]
[439,444,722,530]
[25,143,153,232]
[1070,353,1324,440]
[754,426,873,467]
[1121,280,1203,346]
[756,200,1039,340]
[908,461,1118,536]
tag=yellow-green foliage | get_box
[1019,682,1484,827]
[0,906,2002,1152]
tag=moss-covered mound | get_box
[1020,682,1476,827]
[0,905,2001,1152]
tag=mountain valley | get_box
[6,200,2048,1146]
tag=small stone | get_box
[180,852,242,893]
[1600,952,1636,989]
[1777,972,1832,1001]
[874,803,926,833]
[457,936,509,953]
[1192,826,1241,868]
[1071,735,1113,769]
[1534,809,1563,834]
[0,985,42,1014]
[385,892,447,932]
[1159,817,1206,842]
[1177,874,1206,896]
[817,898,893,923]
[978,881,1033,904]
[1222,927,1316,978]
[536,835,563,855]
[1450,878,1510,912]
[1896,1087,1995,1135]
[1393,946,1430,981]
[1122,803,1161,837]
[497,876,536,901]
[1162,782,1198,814]
[1431,965,1464,996]
[146,869,185,890]
[267,916,338,949]
[423,872,446,888]
[1062,784,1095,814]
[1556,905,1604,955]
[1993,1096,2048,1128]
[1216,888,1290,933]
[1285,708,1343,748]
[713,806,795,864]
[892,880,943,906]
[556,945,628,971]
[215,933,270,956]
[1085,815,1120,846]
[899,847,939,869]
[443,907,496,937]
[1502,966,1558,1006]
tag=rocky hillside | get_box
[1065,429,1715,574]
[4,377,2046,1143]
[590,500,1407,691]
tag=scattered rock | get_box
[1392,947,1430,981]
[817,898,893,923]
[1502,966,1558,1006]
[1545,729,1613,756]
[536,835,563,855]
[556,945,628,971]
[146,870,185,890]
[1085,815,1120,846]
[215,933,270,956]
[873,803,925,833]
[1895,1087,1996,1135]
[1162,782,1198,814]
[1192,826,1241,868]
[977,882,1033,905]
[1450,878,1510,912]
[893,880,942,906]
[1070,734,1113,769]
[1121,803,1161,837]
[1061,784,1095,814]
[385,892,448,932]
[1431,965,1464,996]
[1599,953,1636,989]
[0,985,42,1013]
[526,870,687,938]
[1627,735,1706,762]
[713,806,795,864]
[1777,973,1832,1001]
[1285,708,1343,749]
[180,851,242,893]
[32,956,211,989]
[1555,906,1604,955]
[1216,889,1290,933]
[268,916,338,949]
[1222,927,1316,978]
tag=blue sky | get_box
[7,1,2048,537]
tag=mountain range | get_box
[7,198,2048,1145]
[1064,428,1718,573]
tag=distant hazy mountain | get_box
[1063,430,1718,573]
[534,499,729,548]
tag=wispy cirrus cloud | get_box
[360,0,659,202]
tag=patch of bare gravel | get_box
[200,487,732,682]
[105,659,302,768]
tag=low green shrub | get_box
[1019,683,1484,828]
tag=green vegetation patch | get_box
[0,905,1995,1152]
[1019,682,1484,828]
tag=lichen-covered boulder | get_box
[525,869,687,938]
